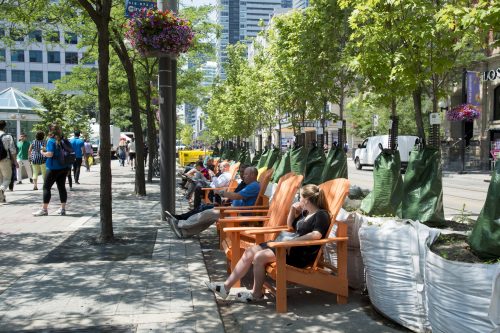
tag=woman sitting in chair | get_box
[205,184,330,303]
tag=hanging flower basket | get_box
[446,104,480,122]
[124,8,194,58]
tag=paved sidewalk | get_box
[0,161,223,332]
[0,161,409,332]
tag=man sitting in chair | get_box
[165,166,260,239]
[192,161,232,209]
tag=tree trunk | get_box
[111,32,146,195]
[89,0,113,242]
[412,87,426,144]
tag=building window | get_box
[30,71,44,83]
[47,51,60,63]
[12,70,25,82]
[65,52,78,64]
[29,50,43,63]
[495,85,500,121]
[47,30,60,43]
[11,50,25,62]
[28,30,42,42]
[0,69,6,81]
[48,71,61,83]
[0,49,5,62]
[65,32,78,44]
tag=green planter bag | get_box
[360,148,403,217]
[290,146,307,176]
[402,147,445,226]
[256,148,269,168]
[272,149,291,183]
[264,148,280,169]
[321,147,348,182]
[469,158,500,259]
[251,151,261,166]
[304,146,326,185]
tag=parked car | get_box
[354,135,419,170]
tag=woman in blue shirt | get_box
[33,124,69,216]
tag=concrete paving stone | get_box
[136,322,167,333]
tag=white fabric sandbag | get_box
[490,267,500,332]
[264,182,277,202]
[359,218,439,332]
[426,247,500,333]
[333,209,365,290]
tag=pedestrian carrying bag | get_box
[59,139,76,166]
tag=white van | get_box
[354,135,419,170]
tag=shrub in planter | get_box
[124,8,194,57]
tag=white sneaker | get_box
[56,208,66,216]
[33,209,48,216]
[204,281,229,300]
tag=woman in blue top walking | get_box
[33,123,69,216]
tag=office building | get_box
[292,0,309,9]
[216,0,292,77]
[0,26,96,92]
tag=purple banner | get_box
[467,71,481,107]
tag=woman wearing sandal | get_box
[205,184,330,303]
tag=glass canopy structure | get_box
[0,87,46,140]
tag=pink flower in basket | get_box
[446,104,480,121]
[124,8,194,57]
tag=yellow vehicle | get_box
[178,150,213,166]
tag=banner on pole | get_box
[125,0,157,18]
[467,71,481,107]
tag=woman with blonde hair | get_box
[33,123,69,216]
[205,184,331,303]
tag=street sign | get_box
[337,120,343,129]
[429,113,441,125]
[299,121,317,128]
[372,114,379,127]
[125,0,156,18]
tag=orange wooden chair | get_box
[224,178,350,312]
[218,173,304,281]
[215,168,274,248]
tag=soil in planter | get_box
[430,234,500,264]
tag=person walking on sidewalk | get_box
[83,139,93,171]
[128,138,136,170]
[117,138,127,167]
[16,133,33,184]
[33,124,69,216]
[70,130,85,184]
[0,120,18,203]
[28,131,47,191]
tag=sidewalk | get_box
[0,162,222,332]
[0,162,408,332]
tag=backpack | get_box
[58,138,76,166]
[0,134,8,161]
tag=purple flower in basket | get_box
[125,8,195,57]
[446,104,480,121]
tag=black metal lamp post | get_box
[158,0,178,219]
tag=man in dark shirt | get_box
[166,166,259,238]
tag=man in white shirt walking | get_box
[0,120,19,203]
[128,138,136,170]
